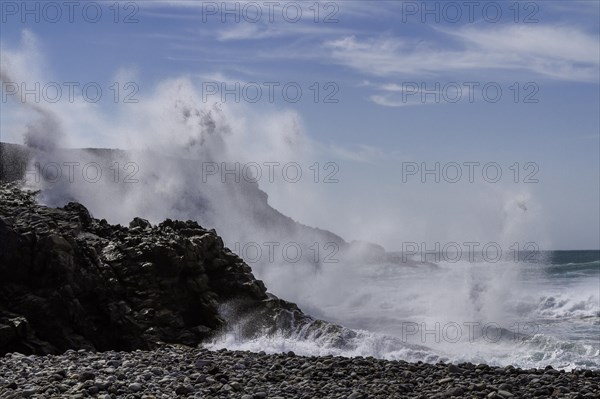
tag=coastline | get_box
[1,346,599,398]
[0,179,598,398]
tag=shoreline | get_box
[1,346,599,398]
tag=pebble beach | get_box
[2,346,599,398]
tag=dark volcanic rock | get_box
[0,182,310,355]
[0,142,350,267]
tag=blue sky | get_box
[1,1,599,249]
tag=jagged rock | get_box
[0,142,353,267]
[63,202,93,227]
[129,217,152,230]
[0,182,313,355]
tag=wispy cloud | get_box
[215,21,354,42]
[446,25,600,79]
[325,24,600,82]
[326,143,387,164]
[369,94,425,108]
[368,81,475,107]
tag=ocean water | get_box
[208,250,600,371]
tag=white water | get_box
[208,257,600,370]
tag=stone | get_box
[195,359,212,368]
[447,364,465,374]
[129,217,152,230]
[128,383,142,392]
[78,371,96,382]
[497,390,514,398]
[175,385,194,394]
[445,387,464,397]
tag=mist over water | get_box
[211,254,600,371]
[2,35,598,371]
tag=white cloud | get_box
[368,81,474,107]
[369,94,419,108]
[215,22,353,42]
[325,24,600,82]
[450,25,598,65]
[326,143,386,164]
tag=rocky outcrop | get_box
[0,182,311,355]
[0,143,397,268]
[0,142,350,266]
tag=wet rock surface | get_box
[1,346,599,398]
[0,183,308,355]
